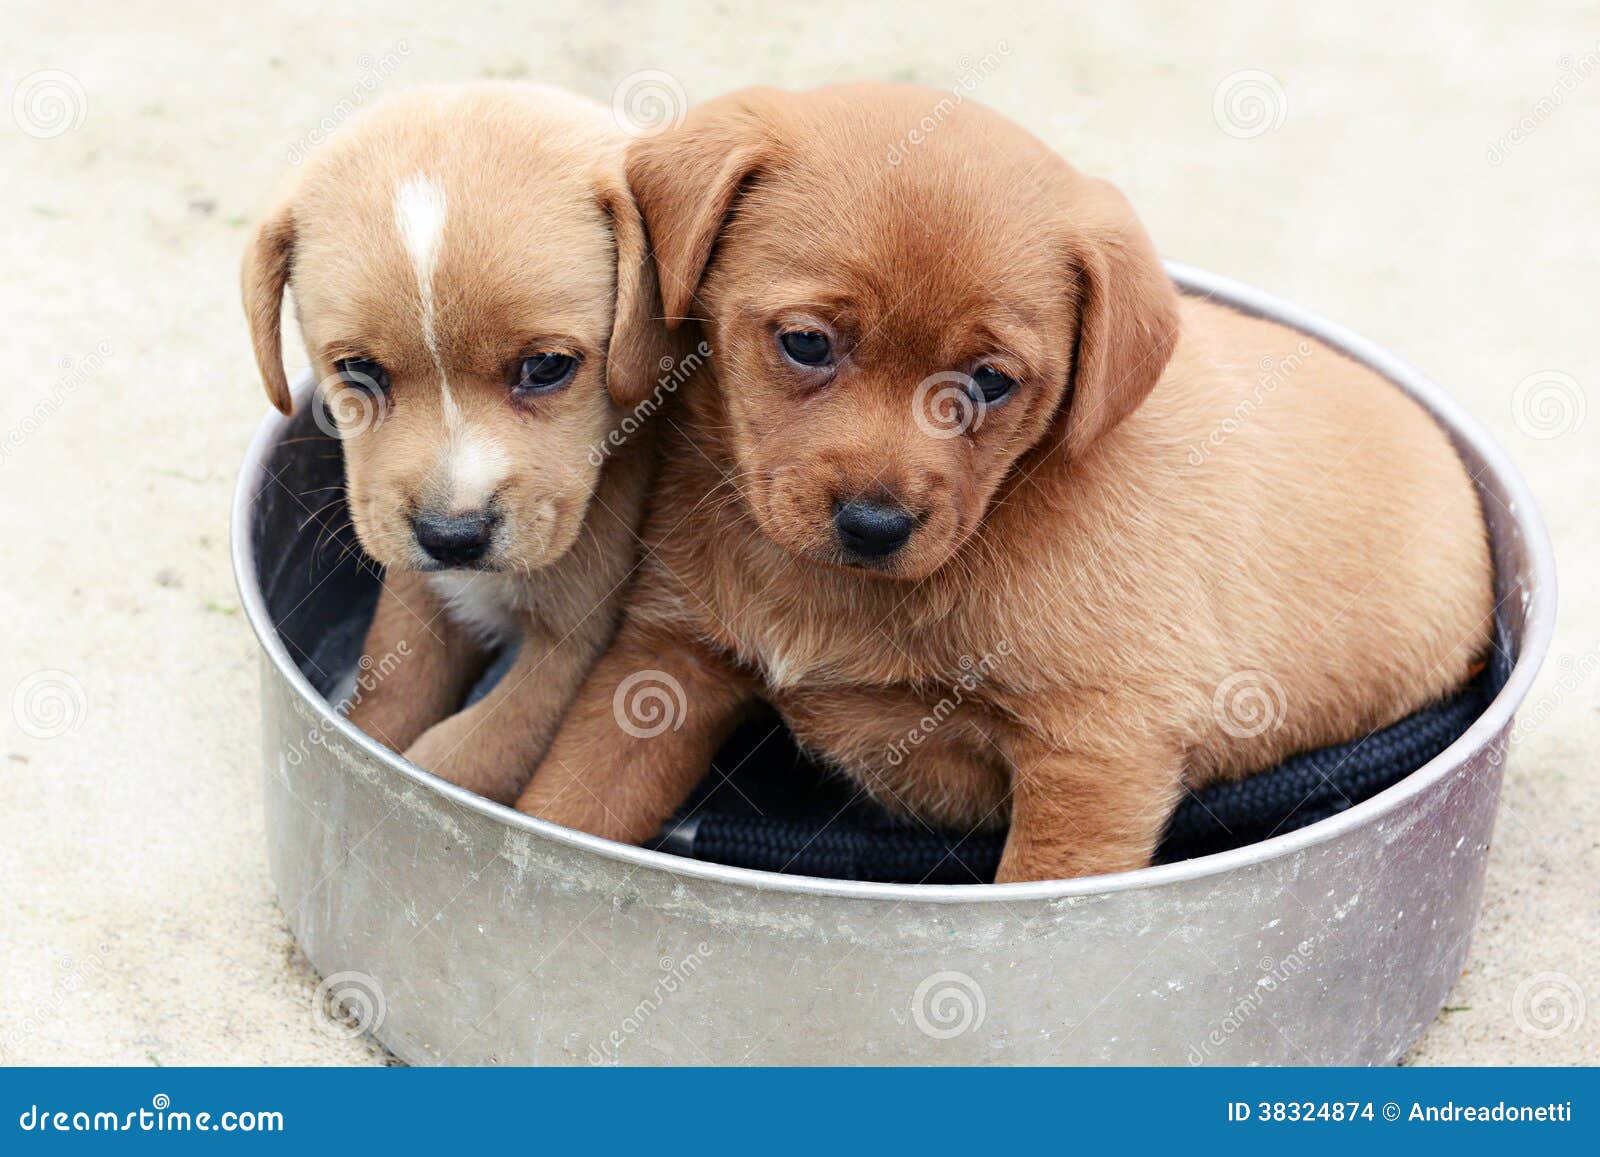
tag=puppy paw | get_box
[404,716,518,805]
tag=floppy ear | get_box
[1056,178,1181,458]
[240,198,297,416]
[596,178,675,410]
[624,88,778,328]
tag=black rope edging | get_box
[659,647,1508,886]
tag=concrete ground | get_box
[1,1,1594,1065]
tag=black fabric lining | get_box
[650,646,1508,885]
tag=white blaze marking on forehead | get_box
[391,174,463,429]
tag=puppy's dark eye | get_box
[970,365,1016,405]
[515,352,579,395]
[779,329,832,368]
[336,358,388,394]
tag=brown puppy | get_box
[517,84,1493,882]
[241,84,668,802]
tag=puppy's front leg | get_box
[403,623,605,805]
[515,623,757,843]
[345,571,492,752]
[995,728,1182,883]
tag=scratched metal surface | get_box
[233,265,1556,1065]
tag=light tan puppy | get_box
[515,84,1494,882]
[241,84,669,802]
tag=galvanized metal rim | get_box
[232,263,1557,904]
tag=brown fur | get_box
[515,84,1494,882]
[241,83,670,801]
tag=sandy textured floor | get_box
[1,0,1595,1065]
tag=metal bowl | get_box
[232,264,1555,1065]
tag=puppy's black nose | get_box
[413,510,498,567]
[833,499,916,559]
